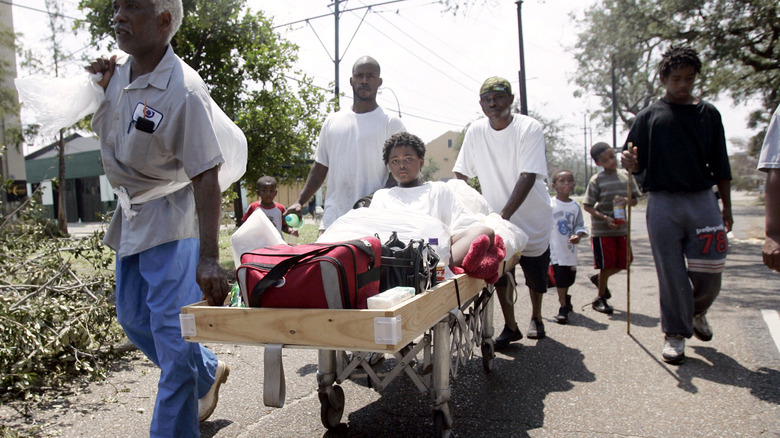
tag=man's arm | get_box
[192,165,228,306]
[716,178,733,232]
[499,172,536,221]
[285,162,328,217]
[763,169,780,271]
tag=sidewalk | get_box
[3,192,778,437]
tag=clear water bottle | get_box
[612,195,626,225]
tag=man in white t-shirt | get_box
[454,77,552,345]
[285,56,406,230]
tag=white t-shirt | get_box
[549,197,588,266]
[314,106,405,229]
[370,181,480,233]
[452,114,552,257]
[758,104,780,171]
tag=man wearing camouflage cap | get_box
[454,77,552,345]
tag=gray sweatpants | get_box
[646,190,727,338]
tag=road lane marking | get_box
[761,309,780,353]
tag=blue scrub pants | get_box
[116,238,217,438]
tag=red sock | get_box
[461,235,505,284]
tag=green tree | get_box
[0,29,18,122]
[570,0,779,153]
[20,0,73,235]
[77,0,328,217]
[438,0,498,15]
[421,157,440,182]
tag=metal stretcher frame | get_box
[181,256,518,437]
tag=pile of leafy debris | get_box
[0,191,123,405]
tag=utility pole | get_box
[611,58,617,149]
[515,0,528,116]
[333,0,341,110]
[583,114,589,184]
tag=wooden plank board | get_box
[181,257,517,351]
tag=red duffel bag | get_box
[236,237,381,309]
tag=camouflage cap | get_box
[479,76,512,96]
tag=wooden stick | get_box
[626,142,633,335]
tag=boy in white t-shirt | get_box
[548,170,588,324]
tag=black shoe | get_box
[555,295,573,324]
[527,318,546,339]
[555,305,573,324]
[495,325,522,350]
[693,313,713,342]
[589,274,612,300]
[591,296,614,314]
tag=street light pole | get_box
[379,87,402,118]
[515,0,528,116]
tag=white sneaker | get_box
[198,360,230,422]
[662,335,685,365]
[693,313,713,341]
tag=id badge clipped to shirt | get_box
[131,101,163,133]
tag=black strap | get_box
[454,278,462,309]
[249,245,334,307]
[312,238,376,266]
[357,266,380,289]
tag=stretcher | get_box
[180,256,518,438]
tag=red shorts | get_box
[591,236,632,270]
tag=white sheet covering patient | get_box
[370,181,479,234]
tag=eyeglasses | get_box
[389,157,419,167]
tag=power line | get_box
[366,4,482,88]
[3,0,81,21]
[271,0,411,29]
[349,11,475,93]
[282,73,469,129]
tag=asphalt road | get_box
[3,192,778,437]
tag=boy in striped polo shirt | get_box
[583,142,641,315]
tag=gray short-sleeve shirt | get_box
[92,46,223,258]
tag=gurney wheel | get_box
[319,384,345,429]
[481,341,494,372]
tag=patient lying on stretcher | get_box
[369,132,505,283]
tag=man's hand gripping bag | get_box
[236,237,382,309]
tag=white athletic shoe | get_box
[662,335,685,365]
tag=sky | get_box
[10,0,760,155]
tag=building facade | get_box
[25,134,116,222]
[424,130,463,182]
